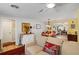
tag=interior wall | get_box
[15,18,44,45]
[15,18,72,43]
[0,18,2,40]
[0,16,77,45]
[0,16,45,45]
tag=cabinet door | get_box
[22,34,35,45]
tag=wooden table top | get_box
[0,45,23,53]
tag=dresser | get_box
[0,45,25,55]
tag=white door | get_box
[1,20,15,43]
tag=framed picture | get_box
[36,24,41,29]
[22,23,30,33]
[71,24,75,29]
[71,21,75,29]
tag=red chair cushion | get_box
[43,42,60,55]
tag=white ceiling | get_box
[0,3,79,20]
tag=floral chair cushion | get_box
[43,42,60,55]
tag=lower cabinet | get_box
[67,34,77,42]
[21,34,35,45]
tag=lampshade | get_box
[46,25,51,28]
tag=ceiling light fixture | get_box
[46,3,55,8]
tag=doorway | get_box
[1,19,15,43]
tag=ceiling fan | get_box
[39,3,64,13]
[39,3,56,13]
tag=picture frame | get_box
[71,24,75,29]
[36,24,41,29]
[22,23,30,33]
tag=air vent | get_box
[10,4,19,9]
